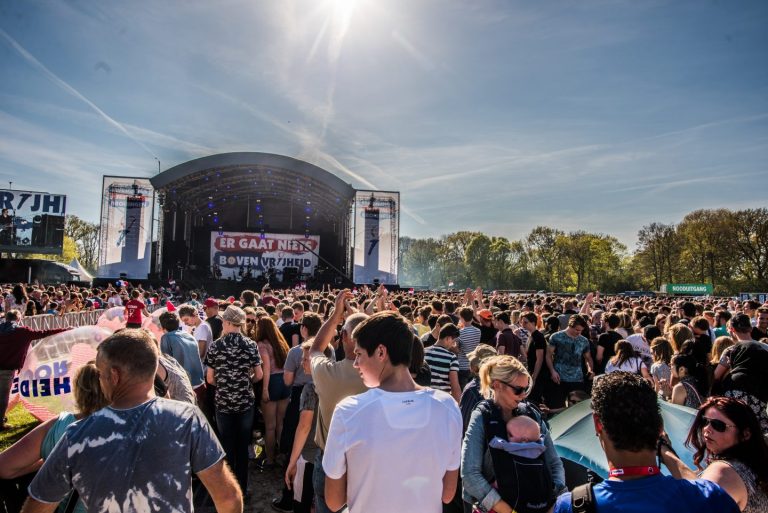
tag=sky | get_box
[0,0,766,252]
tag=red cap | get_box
[204,298,219,308]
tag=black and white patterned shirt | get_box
[205,332,262,413]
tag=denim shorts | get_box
[268,372,291,401]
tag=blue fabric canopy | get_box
[549,399,698,479]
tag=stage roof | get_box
[150,152,356,219]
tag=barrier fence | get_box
[18,304,163,331]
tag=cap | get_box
[221,305,246,326]
[477,309,493,321]
[468,343,497,369]
[204,298,219,309]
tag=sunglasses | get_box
[498,380,530,396]
[701,417,736,433]
[246,319,256,324]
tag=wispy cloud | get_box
[0,28,158,160]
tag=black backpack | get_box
[478,400,555,513]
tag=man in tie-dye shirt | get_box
[22,329,243,513]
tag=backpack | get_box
[477,400,554,513]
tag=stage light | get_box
[213,216,219,224]
[208,202,214,209]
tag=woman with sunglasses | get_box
[660,397,768,512]
[461,355,565,513]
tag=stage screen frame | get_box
[0,189,66,255]
[352,190,399,285]
[97,177,154,279]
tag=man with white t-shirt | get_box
[323,311,463,513]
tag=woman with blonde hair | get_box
[461,355,565,513]
[0,362,109,512]
[668,323,694,354]
[255,316,291,468]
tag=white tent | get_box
[68,258,94,282]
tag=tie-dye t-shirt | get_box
[28,397,224,512]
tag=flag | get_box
[166,301,176,312]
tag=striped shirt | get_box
[424,345,459,392]
[457,325,482,370]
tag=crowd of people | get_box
[1,281,767,512]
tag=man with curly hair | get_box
[553,372,738,513]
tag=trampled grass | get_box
[1,404,40,451]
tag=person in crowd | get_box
[714,310,732,338]
[22,329,242,513]
[0,362,108,513]
[205,305,263,500]
[284,341,326,513]
[204,297,224,340]
[604,340,651,380]
[254,316,291,469]
[124,289,149,329]
[650,337,674,400]
[595,313,622,374]
[309,290,368,513]
[661,396,768,512]
[493,311,525,361]
[457,306,482,389]
[546,315,594,408]
[424,323,462,402]
[670,340,709,408]
[751,307,768,341]
[323,311,463,513]
[714,313,768,435]
[667,323,694,353]
[0,310,70,429]
[520,312,548,406]
[462,355,565,513]
[459,344,498,433]
[554,372,738,513]
[159,310,205,402]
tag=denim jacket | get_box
[460,401,566,512]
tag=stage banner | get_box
[352,191,399,285]
[97,177,154,279]
[0,189,66,254]
[210,232,320,279]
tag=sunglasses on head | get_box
[498,380,530,396]
[701,417,736,433]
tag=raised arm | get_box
[311,290,352,356]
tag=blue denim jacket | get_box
[460,401,566,512]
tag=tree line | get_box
[398,208,768,295]
[22,215,100,272]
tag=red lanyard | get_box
[608,465,660,478]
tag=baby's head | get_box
[506,415,541,443]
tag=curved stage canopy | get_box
[149,152,357,286]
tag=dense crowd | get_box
[1,282,767,513]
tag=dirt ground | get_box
[246,462,289,513]
[196,457,287,513]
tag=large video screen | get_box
[352,191,399,285]
[0,189,66,255]
[97,177,154,279]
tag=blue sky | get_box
[1,0,766,250]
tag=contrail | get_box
[0,28,158,160]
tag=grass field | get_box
[1,404,40,451]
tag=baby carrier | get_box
[477,400,554,513]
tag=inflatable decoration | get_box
[96,306,127,333]
[141,306,191,342]
[12,326,112,421]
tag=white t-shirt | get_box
[626,333,652,362]
[605,356,646,374]
[192,321,213,367]
[323,387,462,513]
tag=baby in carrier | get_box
[482,412,553,513]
